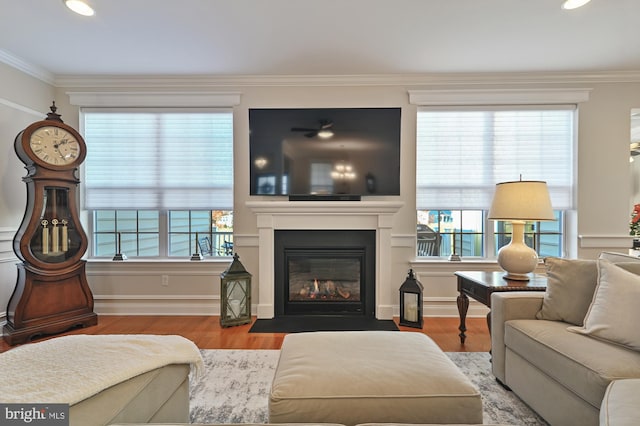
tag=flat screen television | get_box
[249,107,401,198]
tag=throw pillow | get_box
[536,257,598,326]
[568,259,640,352]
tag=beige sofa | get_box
[491,253,640,426]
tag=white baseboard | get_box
[92,296,488,318]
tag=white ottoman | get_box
[0,334,203,426]
[269,331,483,426]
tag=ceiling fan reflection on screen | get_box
[291,119,334,139]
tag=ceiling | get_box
[1,0,640,78]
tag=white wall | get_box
[1,68,639,320]
[0,62,55,324]
[630,110,640,208]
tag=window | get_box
[416,107,574,258]
[168,210,233,257]
[83,109,233,258]
[310,162,333,194]
[93,210,159,257]
[493,211,563,258]
[418,210,484,257]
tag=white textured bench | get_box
[0,334,203,426]
[269,331,483,426]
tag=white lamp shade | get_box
[488,180,555,222]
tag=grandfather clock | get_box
[4,103,97,345]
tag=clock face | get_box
[29,126,81,166]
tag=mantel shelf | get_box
[245,200,404,215]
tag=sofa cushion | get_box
[568,259,640,352]
[536,257,598,326]
[504,319,640,409]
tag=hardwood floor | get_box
[0,316,491,353]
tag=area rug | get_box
[249,316,398,333]
[190,349,549,425]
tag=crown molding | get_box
[53,70,640,89]
[3,49,640,88]
[0,49,55,86]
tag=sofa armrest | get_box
[600,379,640,426]
[490,292,544,384]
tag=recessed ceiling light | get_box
[64,0,95,16]
[562,0,592,10]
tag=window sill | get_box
[87,257,232,264]
[409,257,546,274]
[411,257,499,264]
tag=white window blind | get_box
[416,107,575,210]
[83,109,233,210]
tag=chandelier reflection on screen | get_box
[331,162,356,180]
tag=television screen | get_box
[249,108,401,197]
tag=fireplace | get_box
[246,200,403,320]
[274,230,376,317]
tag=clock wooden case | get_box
[4,103,97,345]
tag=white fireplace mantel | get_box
[246,200,404,319]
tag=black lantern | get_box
[220,253,252,327]
[399,269,423,328]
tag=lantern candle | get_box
[61,219,68,252]
[399,269,424,328]
[51,219,59,253]
[41,220,49,255]
[229,299,241,318]
[406,301,418,323]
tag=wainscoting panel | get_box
[94,294,222,316]
[0,227,18,325]
[409,260,546,318]
[87,260,230,315]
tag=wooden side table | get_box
[455,271,547,344]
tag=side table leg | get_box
[457,292,469,344]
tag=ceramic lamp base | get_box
[497,221,537,281]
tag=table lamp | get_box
[488,180,555,281]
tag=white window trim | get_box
[408,88,591,106]
[67,91,241,108]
